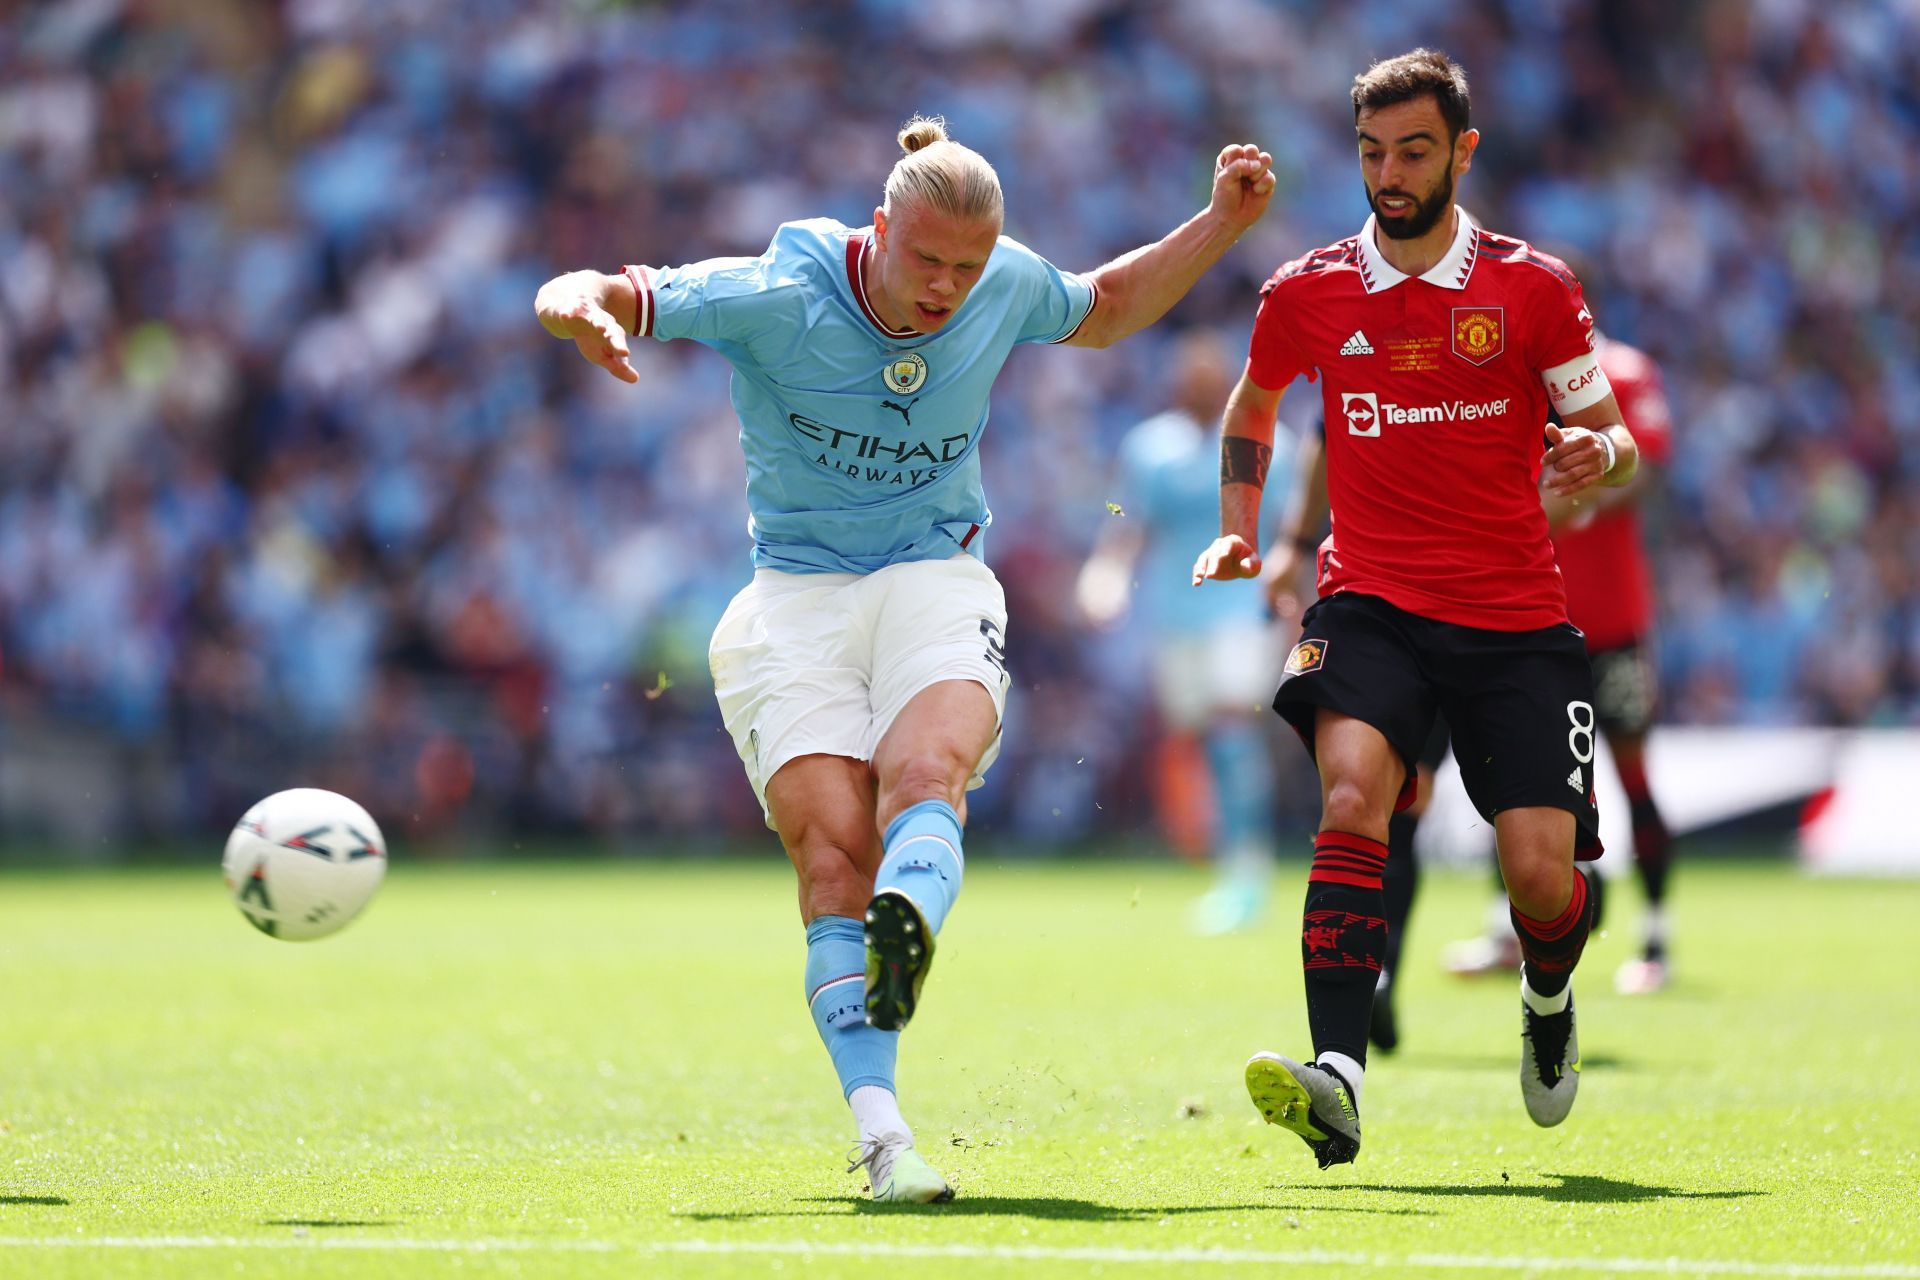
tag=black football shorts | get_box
[1587,640,1658,738]
[1416,711,1452,772]
[1274,591,1603,859]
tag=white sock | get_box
[1315,1051,1364,1106]
[1521,968,1572,1015]
[1642,905,1669,949]
[849,1085,910,1143]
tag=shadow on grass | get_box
[1,1196,69,1206]
[1317,1174,1761,1204]
[264,1219,400,1229]
[683,1195,1430,1221]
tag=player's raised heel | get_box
[864,889,934,1031]
[1245,1053,1361,1169]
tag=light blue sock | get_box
[1203,720,1276,856]
[804,916,897,1098]
[876,798,965,935]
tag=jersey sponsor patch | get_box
[786,413,969,489]
[1451,307,1504,366]
[1341,392,1381,437]
[1285,638,1328,676]
[1342,391,1513,430]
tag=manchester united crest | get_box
[882,352,928,395]
[1451,307,1504,366]
[1284,638,1328,676]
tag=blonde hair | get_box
[883,115,1004,225]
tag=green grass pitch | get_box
[2,853,1916,1278]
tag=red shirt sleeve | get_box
[1247,280,1314,391]
[1536,279,1597,374]
[1613,352,1674,465]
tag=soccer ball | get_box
[222,788,388,941]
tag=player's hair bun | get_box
[884,115,1000,223]
[898,116,950,154]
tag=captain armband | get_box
[1542,351,1612,415]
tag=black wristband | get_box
[1220,437,1272,487]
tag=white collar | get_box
[1354,205,1479,294]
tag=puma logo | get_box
[881,397,918,426]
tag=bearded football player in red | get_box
[1193,48,1639,1168]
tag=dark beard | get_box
[1369,165,1454,241]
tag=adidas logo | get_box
[1565,768,1583,794]
[1339,330,1375,356]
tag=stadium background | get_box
[3,0,1916,859]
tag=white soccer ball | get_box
[222,788,388,941]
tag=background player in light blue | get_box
[535,117,1275,1202]
[1078,332,1293,935]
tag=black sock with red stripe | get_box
[1616,755,1673,907]
[1510,869,1592,999]
[1301,831,1389,1065]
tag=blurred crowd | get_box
[3,0,1917,848]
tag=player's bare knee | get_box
[875,757,967,828]
[1502,851,1573,921]
[794,839,874,920]
[1320,777,1387,837]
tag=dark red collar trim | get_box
[845,232,918,339]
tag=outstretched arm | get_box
[534,269,641,383]
[1075,516,1146,627]
[1191,371,1286,584]
[1065,145,1276,350]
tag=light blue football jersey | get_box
[1118,409,1289,636]
[630,218,1096,574]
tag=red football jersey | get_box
[1550,337,1671,650]
[1250,210,1604,631]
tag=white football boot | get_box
[847,1133,954,1203]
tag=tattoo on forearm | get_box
[1220,437,1272,488]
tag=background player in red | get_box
[1193,48,1640,1168]
[1548,330,1676,993]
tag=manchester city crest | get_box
[882,352,928,395]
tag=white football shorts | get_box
[1150,618,1283,732]
[708,553,1011,827]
